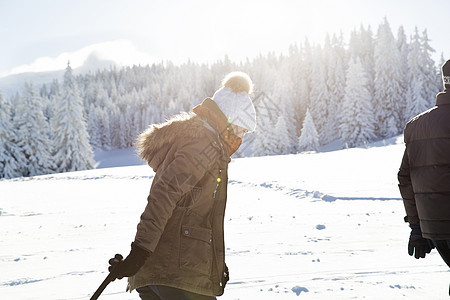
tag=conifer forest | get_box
[0,19,445,178]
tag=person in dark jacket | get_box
[107,72,257,300]
[398,60,450,274]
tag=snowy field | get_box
[1,137,449,300]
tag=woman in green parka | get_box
[107,72,257,300]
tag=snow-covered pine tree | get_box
[87,104,102,150]
[52,63,95,172]
[90,84,113,150]
[123,97,136,147]
[273,115,291,155]
[340,57,376,147]
[14,83,54,176]
[133,109,142,141]
[359,25,375,101]
[0,92,25,178]
[252,93,278,156]
[127,88,141,144]
[251,116,266,157]
[420,29,439,107]
[298,108,319,152]
[295,78,309,128]
[49,79,60,100]
[248,54,277,98]
[118,111,128,148]
[287,42,311,140]
[309,46,330,145]
[96,83,111,109]
[374,18,403,137]
[325,35,346,143]
[302,38,313,92]
[109,107,122,148]
[99,107,112,150]
[271,71,297,153]
[39,83,53,122]
[287,44,302,95]
[397,26,409,125]
[405,27,429,121]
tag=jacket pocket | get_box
[179,225,212,275]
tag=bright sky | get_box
[0,0,448,77]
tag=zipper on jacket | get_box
[210,166,230,292]
[209,166,225,291]
[213,169,222,199]
[210,134,228,292]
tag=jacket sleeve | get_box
[398,147,419,224]
[134,138,219,252]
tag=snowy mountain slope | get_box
[0,55,118,98]
[1,137,449,299]
[0,70,64,98]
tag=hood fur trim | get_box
[136,113,210,169]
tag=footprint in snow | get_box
[291,286,309,296]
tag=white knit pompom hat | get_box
[212,72,257,132]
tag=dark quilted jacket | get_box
[398,91,450,240]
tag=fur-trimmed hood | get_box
[136,113,213,171]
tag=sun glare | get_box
[172,0,370,63]
[3,0,446,76]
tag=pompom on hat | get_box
[212,72,257,132]
[442,59,450,90]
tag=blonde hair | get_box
[221,72,253,95]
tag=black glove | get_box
[408,223,434,259]
[108,242,151,280]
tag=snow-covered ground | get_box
[1,137,449,299]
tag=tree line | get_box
[0,18,445,178]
